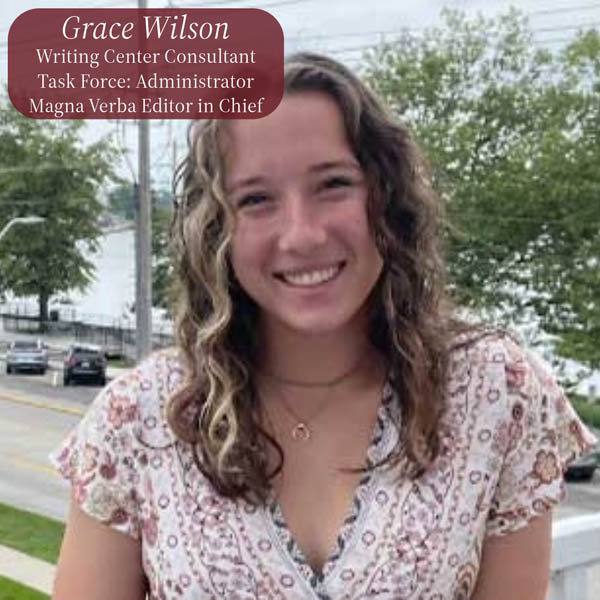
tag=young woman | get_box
[51,53,596,600]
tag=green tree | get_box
[0,101,118,322]
[365,10,600,369]
[152,200,174,313]
[107,182,135,220]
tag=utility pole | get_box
[136,0,152,360]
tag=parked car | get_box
[565,450,599,482]
[63,344,107,386]
[5,339,48,375]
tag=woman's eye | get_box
[322,176,353,190]
[236,193,268,208]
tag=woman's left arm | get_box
[471,511,553,600]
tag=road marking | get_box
[3,454,60,477]
[0,389,85,416]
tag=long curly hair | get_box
[168,52,455,503]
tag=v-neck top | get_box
[50,334,597,600]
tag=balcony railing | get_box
[549,514,600,600]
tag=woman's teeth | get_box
[280,264,341,286]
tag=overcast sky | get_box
[1,0,598,187]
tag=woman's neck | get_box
[256,315,373,386]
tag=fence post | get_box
[549,514,600,600]
[549,566,588,600]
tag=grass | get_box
[0,576,49,600]
[570,395,600,430]
[0,503,64,564]
[107,356,136,368]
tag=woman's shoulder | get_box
[444,328,596,461]
[83,347,187,441]
[443,328,554,428]
[50,347,189,538]
[445,328,566,408]
[108,347,186,403]
[447,327,542,382]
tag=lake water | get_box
[69,227,136,323]
[69,227,171,332]
[3,226,172,333]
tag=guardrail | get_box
[550,514,600,600]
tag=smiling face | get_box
[225,92,384,338]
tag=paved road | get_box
[0,367,106,520]
[0,387,77,521]
[1,360,103,405]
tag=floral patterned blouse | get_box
[51,334,596,600]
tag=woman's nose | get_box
[277,193,327,253]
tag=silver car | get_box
[5,339,48,375]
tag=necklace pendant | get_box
[291,422,311,442]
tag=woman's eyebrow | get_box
[309,159,361,173]
[227,175,267,194]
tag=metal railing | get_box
[549,514,600,600]
[0,303,174,360]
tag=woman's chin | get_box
[269,308,363,338]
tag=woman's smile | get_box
[274,261,345,287]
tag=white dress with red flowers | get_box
[50,334,597,600]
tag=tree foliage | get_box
[107,182,135,220]
[152,201,174,313]
[0,100,118,321]
[364,10,600,369]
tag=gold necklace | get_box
[261,355,365,442]
[260,354,364,388]
[275,389,316,442]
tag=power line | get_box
[290,22,600,51]
[171,0,600,15]
[532,22,600,34]
[254,0,315,8]
[170,0,315,7]
[324,29,595,59]
[174,0,247,5]
[529,2,600,17]
[534,36,585,45]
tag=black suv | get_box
[63,345,107,386]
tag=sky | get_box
[1,0,599,188]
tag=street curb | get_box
[0,544,55,595]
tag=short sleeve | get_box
[486,338,597,537]
[49,371,145,539]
